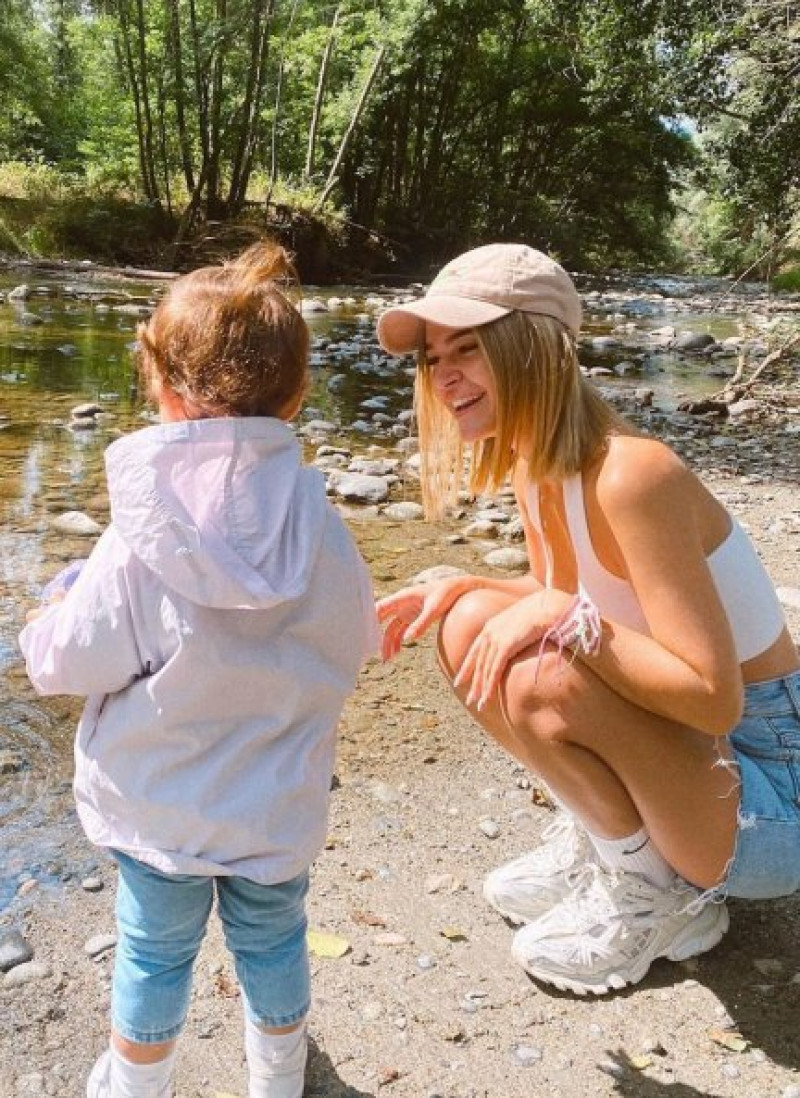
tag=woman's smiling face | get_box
[424,322,497,443]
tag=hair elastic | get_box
[533,592,603,681]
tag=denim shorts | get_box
[111,851,310,1044]
[722,671,800,900]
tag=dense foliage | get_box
[0,0,797,272]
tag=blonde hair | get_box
[414,312,625,519]
[137,242,309,418]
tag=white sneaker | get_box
[483,812,593,925]
[511,865,729,995]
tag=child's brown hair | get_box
[138,242,309,419]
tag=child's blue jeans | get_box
[111,851,310,1044]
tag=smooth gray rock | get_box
[84,932,117,958]
[4,961,51,988]
[50,511,103,536]
[114,304,153,317]
[300,419,337,435]
[672,331,716,351]
[483,547,529,570]
[512,1045,543,1067]
[465,520,499,539]
[299,297,328,313]
[383,502,424,521]
[727,398,761,417]
[348,457,399,476]
[71,403,103,418]
[0,930,33,972]
[334,473,390,504]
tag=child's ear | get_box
[278,374,310,423]
[158,383,190,423]
[278,393,304,423]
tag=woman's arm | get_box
[456,439,745,736]
[19,529,147,698]
[572,441,743,735]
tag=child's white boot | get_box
[87,1045,176,1098]
[245,1016,307,1098]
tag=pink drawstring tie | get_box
[533,593,603,682]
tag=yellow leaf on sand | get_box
[708,1028,750,1053]
[440,926,468,942]
[307,929,351,959]
[628,1054,653,1070]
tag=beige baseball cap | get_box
[377,243,582,354]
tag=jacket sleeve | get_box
[19,528,147,698]
[355,553,381,663]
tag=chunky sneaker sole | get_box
[511,873,729,996]
[483,812,593,925]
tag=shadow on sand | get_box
[529,892,799,1095]
[306,1037,376,1098]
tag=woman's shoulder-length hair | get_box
[414,311,626,520]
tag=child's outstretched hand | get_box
[25,589,65,623]
[26,559,86,623]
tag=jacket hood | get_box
[105,418,328,609]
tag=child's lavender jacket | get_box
[20,418,379,883]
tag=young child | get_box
[19,243,379,1098]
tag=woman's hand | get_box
[455,588,576,710]
[376,576,477,661]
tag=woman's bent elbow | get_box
[703,682,745,736]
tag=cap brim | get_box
[376,295,510,354]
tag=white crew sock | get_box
[244,1016,307,1098]
[588,825,676,888]
[109,1044,177,1098]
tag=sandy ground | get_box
[1,464,799,1098]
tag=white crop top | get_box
[526,475,786,663]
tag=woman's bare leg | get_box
[438,589,739,889]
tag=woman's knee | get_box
[501,648,586,743]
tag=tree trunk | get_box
[203,0,227,220]
[227,0,276,213]
[317,45,386,209]
[167,0,195,192]
[134,0,160,203]
[114,0,159,205]
[304,4,340,179]
[156,72,173,217]
[266,0,302,208]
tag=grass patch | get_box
[771,266,800,292]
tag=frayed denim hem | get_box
[111,1018,186,1045]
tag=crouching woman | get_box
[376,243,800,995]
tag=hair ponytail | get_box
[138,241,309,420]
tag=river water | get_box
[0,265,772,910]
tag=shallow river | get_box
[0,266,761,909]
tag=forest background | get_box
[0,0,798,283]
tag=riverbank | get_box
[0,194,404,284]
[2,453,800,1098]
